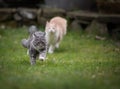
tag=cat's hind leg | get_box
[30,57,36,65]
[27,50,29,55]
[29,49,37,65]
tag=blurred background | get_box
[0,1,120,89]
[0,0,120,40]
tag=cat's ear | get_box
[46,21,49,26]
[33,33,37,38]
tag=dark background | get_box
[0,0,97,11]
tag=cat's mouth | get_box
[49,29,55,33]
[36,45,45,49]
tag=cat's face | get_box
[32,32,46,50]
[46,22,56,33]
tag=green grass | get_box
[0,27,120,89]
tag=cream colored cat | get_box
[45,16,67,53]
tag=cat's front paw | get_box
[48,48,54,54]
[55,43,59,48]
[48,50,54,54]
[48,46,54,54]
[39,56,46,61]
[27,50,29,55]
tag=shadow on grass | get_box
[20,58,47,66]
[20,60,30,65]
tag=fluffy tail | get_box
[21,25,38,48]
[28,25,38,35]
[21,39,29,48]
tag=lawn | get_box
[0,27,120,89]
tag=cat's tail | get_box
[21,39,29,48]
[28,25,38,35]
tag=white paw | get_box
[27,50,29,55]
[55,43,59,48]
[48,50,54,54]
[39,56,45,61]
[48,46,54,54]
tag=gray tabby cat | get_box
[21,25,47,65]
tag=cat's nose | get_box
[51,29,55,33]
